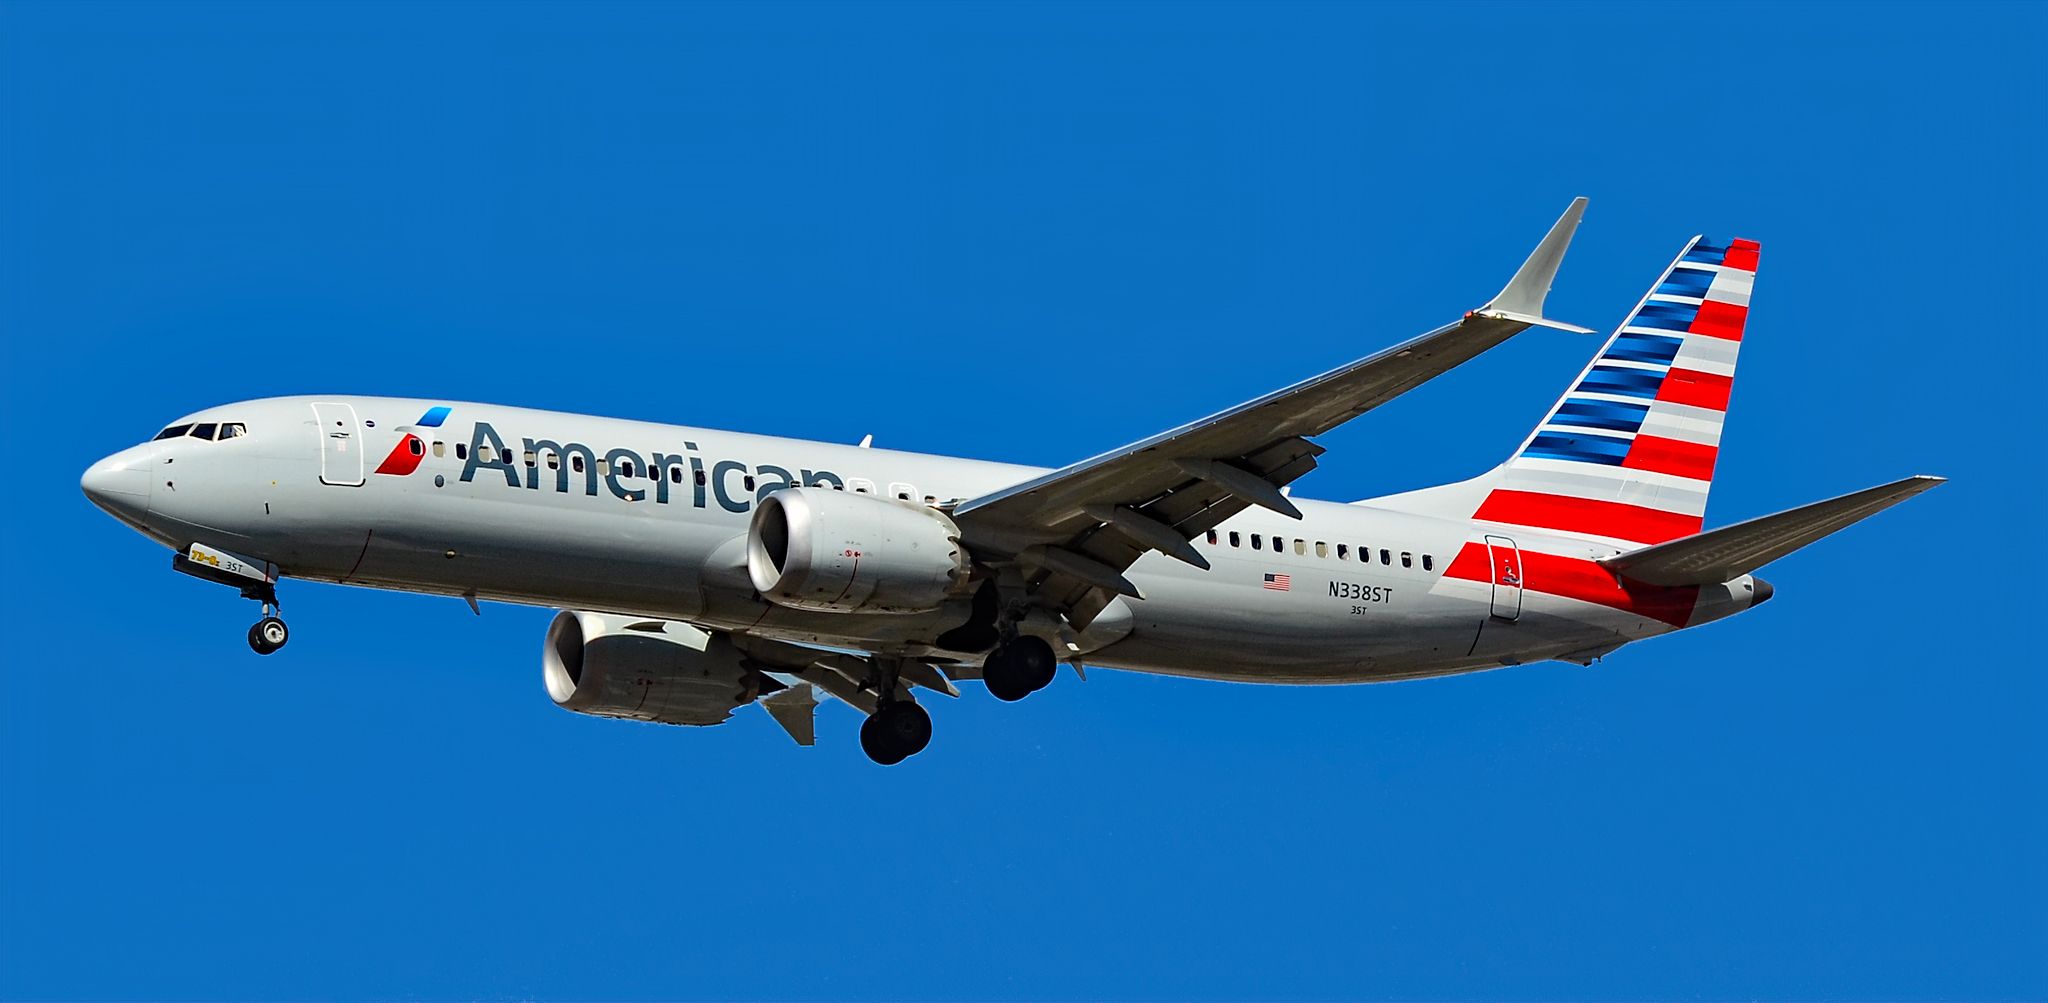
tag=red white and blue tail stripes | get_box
[1473,236,1758,545]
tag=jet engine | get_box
[542,611,759,725]
[747,487,972,614]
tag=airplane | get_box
[80,199,1943,764]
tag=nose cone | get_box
[1751,576,1775,607]
[81,448,152,527]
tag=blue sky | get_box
[3,2,2042,999]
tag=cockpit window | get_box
[190,422,219,440]
[218,423,246,439]
[153,424,193,441]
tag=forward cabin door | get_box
[312,402,365,486]
[1484,534,1523,621]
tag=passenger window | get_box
[924,495,937,504]
[1422,555,1434,571]
[408,437,425,456]
[1401,552,1413,568]
[546,452,559,469]
[572,455,584,473]
[695,470,707,486]
[671,466,683,484]
[744,475,756,490]
[1272,536,1284,553]
[1380,549,1391,565]
[456,443,469,460]
[478,446,493,462]
[1337,544,1349,560]
[153,424,193,441]
[1316,542,1328,558]
[219,423,246,440]
[1206,530,1218,545]
[1229,532,1241,548]
[1250,534,1262,549]
[191,422,219,440]
[597,459,609,475]
[431,440,444,457]
[1293,539,1306,556]
[524,451,538,468]
[621,460,635,477]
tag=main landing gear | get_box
[858,657,932,766]
[981,635,1057,702]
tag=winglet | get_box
[1477,197,1594,333]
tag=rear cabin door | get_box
[312,402,365,486]
[1484,534,1523,621]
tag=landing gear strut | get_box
[858,657,932,766]
[982,635,1057,702]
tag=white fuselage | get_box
[84,395,1763,683]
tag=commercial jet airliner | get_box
[81,199,1942,764]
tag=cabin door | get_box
[311,402,365,486]
[1484,534,1523,621]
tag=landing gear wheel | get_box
[247,616,289,655]
[983,636,1058,701]
[1014,635,1057,692]
[860,701,932,765]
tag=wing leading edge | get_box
[952,197,1593,628]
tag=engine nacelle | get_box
[542,611,758,726]
[747,487,972,614]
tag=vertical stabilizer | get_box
[1464,236,1760,545]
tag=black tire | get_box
[859,712,910,766]
[1012,635,1058,692]
[248,617,288,655]
[878,701,932,757]
[982,646,1033,703]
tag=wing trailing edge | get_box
[1598,475,1946,586]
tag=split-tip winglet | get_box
[1477,196,1595,334]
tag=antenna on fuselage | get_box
[857,434,873,448]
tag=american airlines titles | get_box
[458,421,843,513]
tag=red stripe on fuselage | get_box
[1445,542,1699,628]
[1473,489,1704,545]
[1622,434,1719,481]
[1655,367,1733,411]
[1688,299,1748,341]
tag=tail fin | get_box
[1470,236,1760,545]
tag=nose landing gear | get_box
[247,608,289,655]
[170,543,291,656]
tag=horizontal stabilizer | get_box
[1599,475,1945,586]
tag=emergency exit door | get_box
[312,402,365,486]
[1484,534,1523,621]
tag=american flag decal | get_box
[1262,573,1291,592]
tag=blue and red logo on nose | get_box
[373,406,452,476]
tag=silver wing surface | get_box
[950,198,1592,628]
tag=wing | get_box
[951,198,1593,628]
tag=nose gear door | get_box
[1484,534,1523,621]
[312,402,365,486]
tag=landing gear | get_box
[982,635,1057,702]
[859,701,932,766]
[858,656,934,766]
[247,611,289,655]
